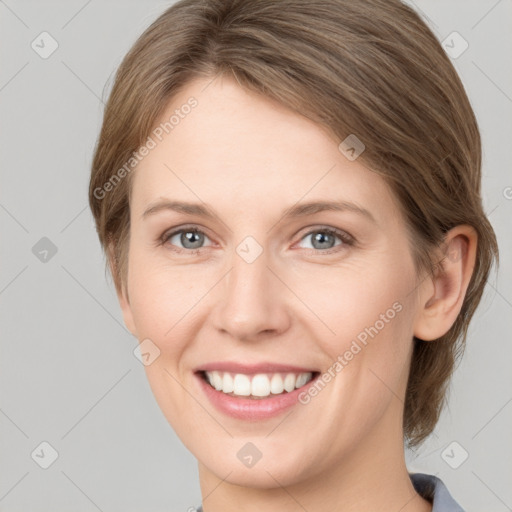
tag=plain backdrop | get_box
[1,1,511,511]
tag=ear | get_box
[413,225,478,341]
[107,242,138,337]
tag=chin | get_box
[194,435,319,489]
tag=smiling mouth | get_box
[198,370,320,399]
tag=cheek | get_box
[126,257,202,417]
[296,254,417,414]
[290,257,415,350]
[126,249,218,358]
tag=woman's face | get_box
[120,76,425,488]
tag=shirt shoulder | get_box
[410,473,465,511]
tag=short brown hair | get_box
[89,0,499,446]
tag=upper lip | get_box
[195,361,318,374]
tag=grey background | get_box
[0,1,511,510]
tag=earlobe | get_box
[413,226,477,341]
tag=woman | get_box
[89,1,498,510]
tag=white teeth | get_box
[233,374,251,396]
[251,374,270,397]
[211,371,223,391]
[284,373,296,392]
[295,372,309,388]
[270,373,284,394]
[204,371,313,397]
[222,372,234,393]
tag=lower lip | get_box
[195,373,318,421]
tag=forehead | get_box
[131,76,400,223]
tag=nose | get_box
[211,246,291,342]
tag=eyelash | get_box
[158,224,355,255]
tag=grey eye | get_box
[299,230,343,251]
[167,229,210,250]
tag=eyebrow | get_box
[142,199,376,224]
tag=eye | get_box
[160,226,212,253]
[296,227,354,253]
[159,225,354,254]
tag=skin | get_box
[114,75,477,512]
